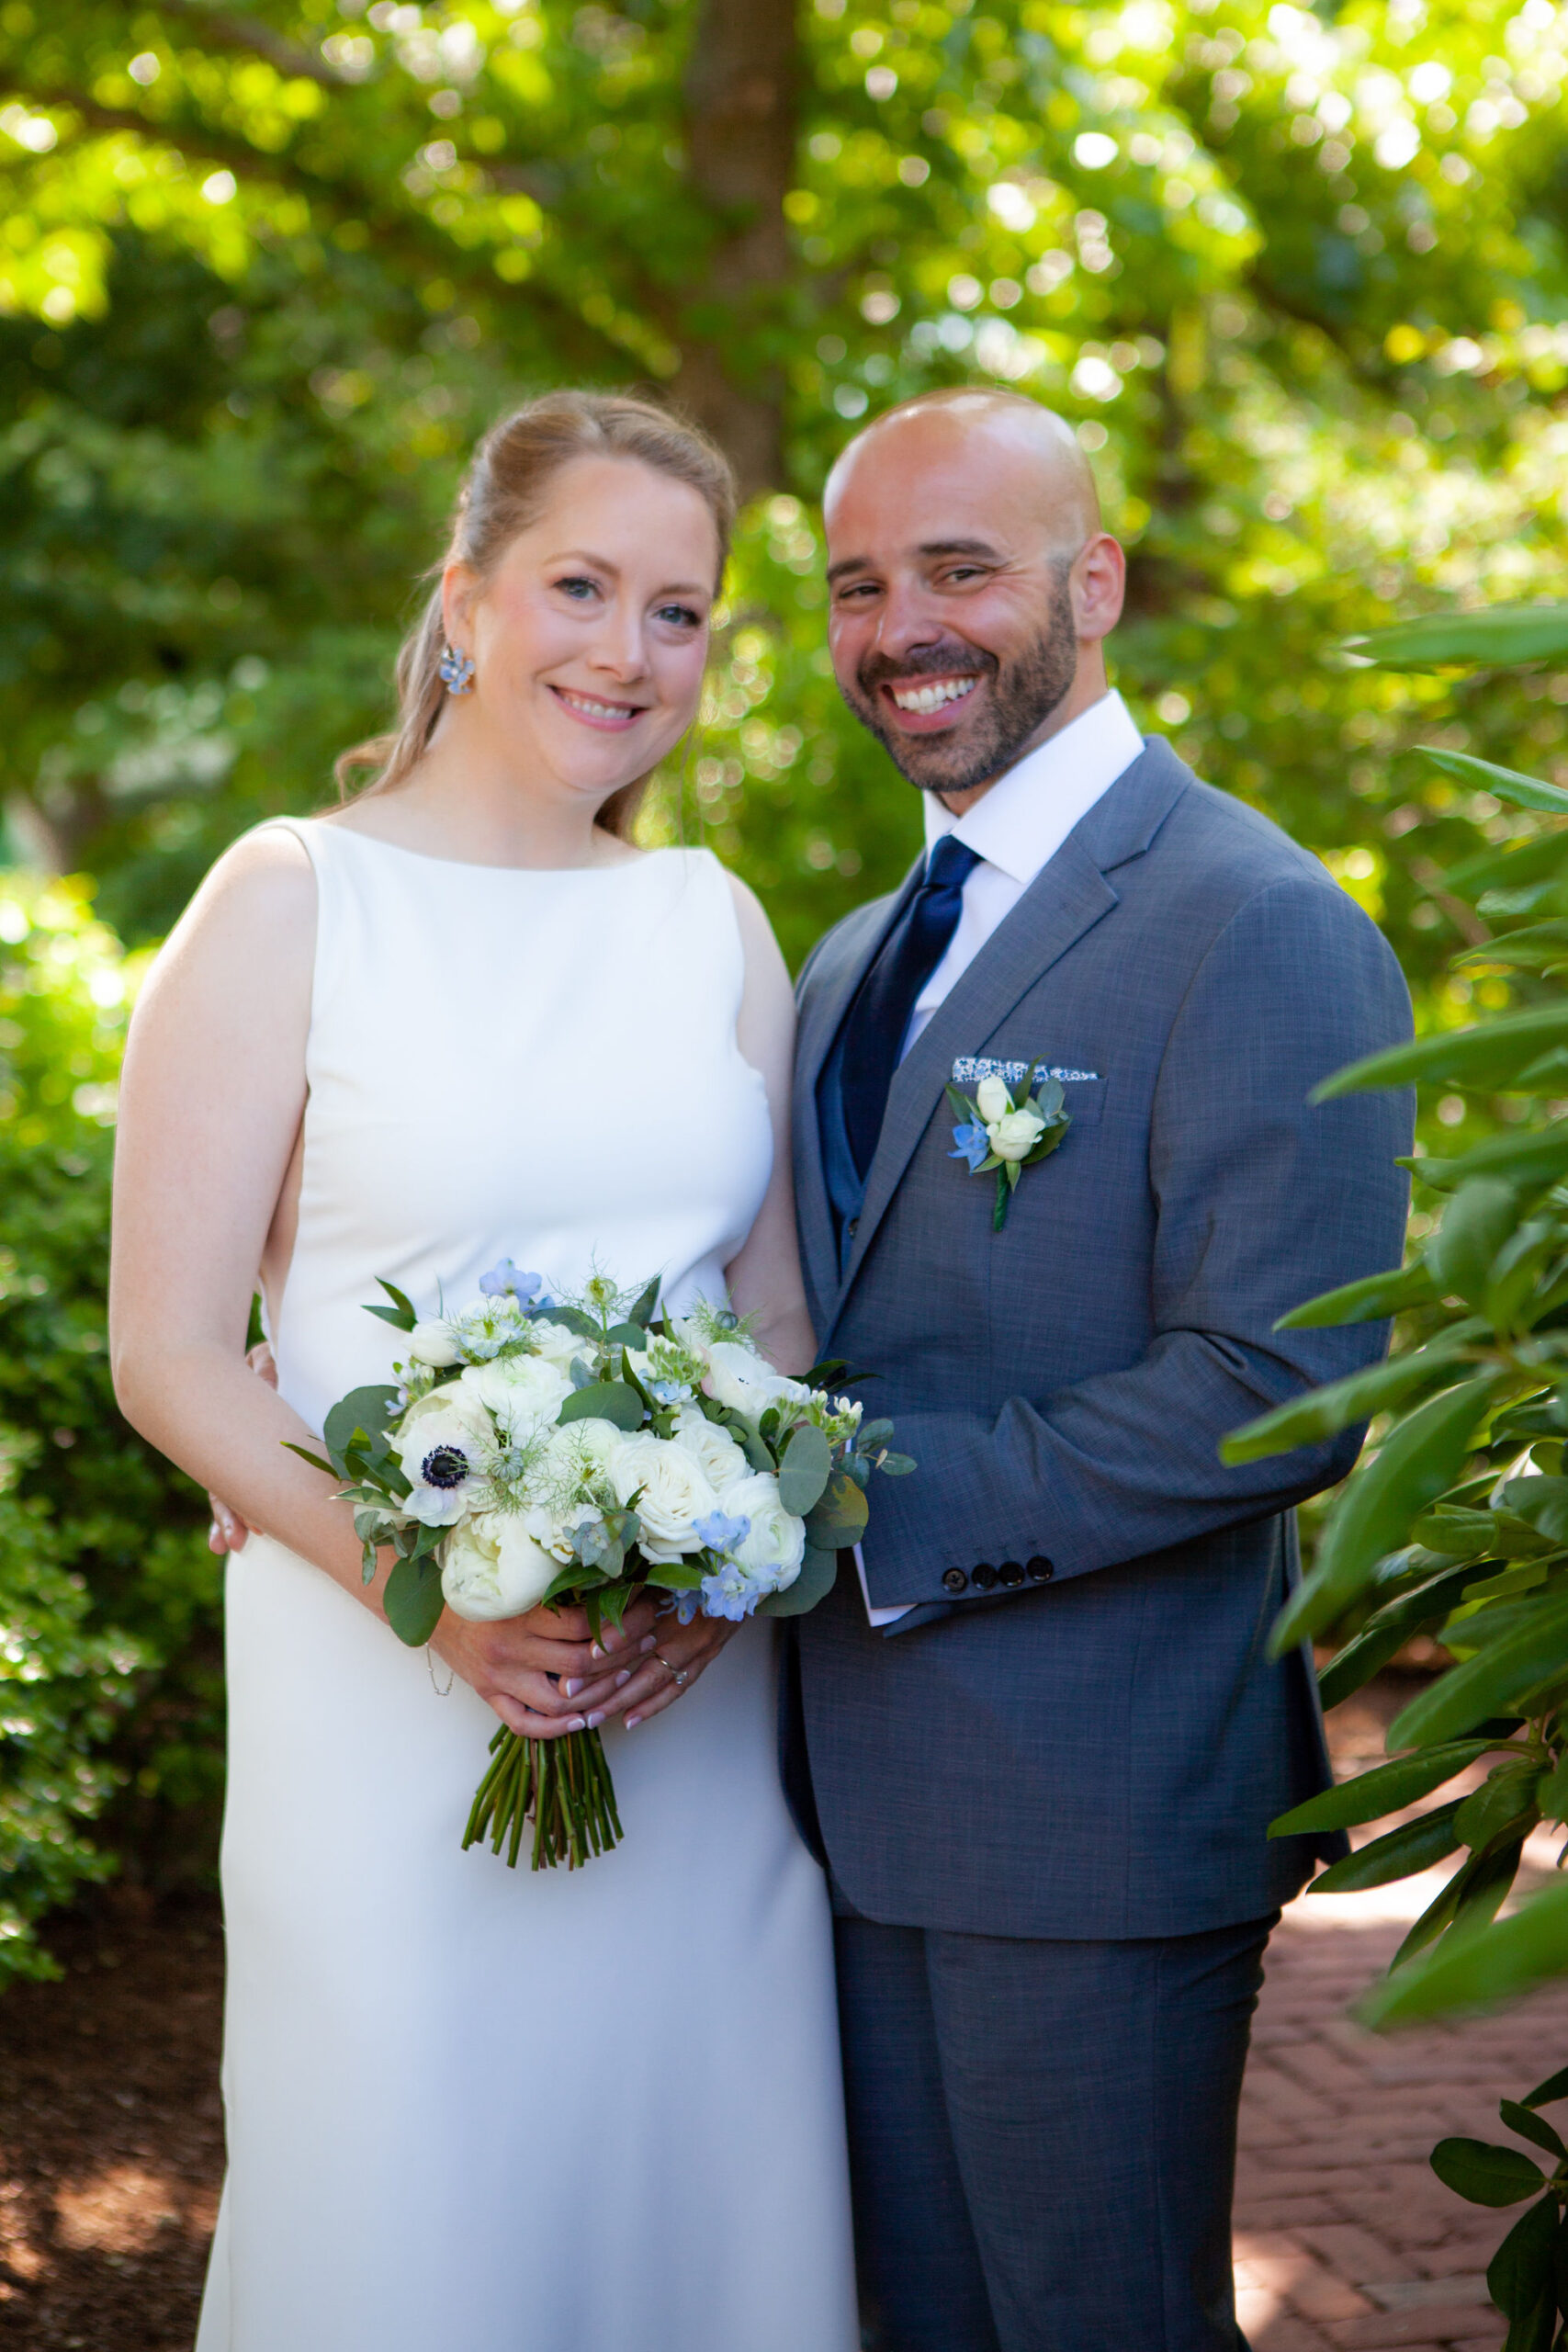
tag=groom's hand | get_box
[433,1593,661,1738]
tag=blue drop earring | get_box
[438,643,476,695]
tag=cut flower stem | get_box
[462,1723,624,1871]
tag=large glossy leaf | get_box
[1307,1800,1462,1892]
[1317,1564,1496,1709]
[1223,1348,1471,1464]
[1269,1740,1492,1838]
[777,1423,831,1518]
[1272,1377,1498,1651]
[1274,1261,1437,1329]
[1487,2193,1561,2344]
[758,1543,840,1618]
[1388,1589,1568,1748]
[1313,1008,1568,1101]
[1427,1180,1529,1306]
[1368,1878,1568,2023]
[558,1381,646,1431]
[1428,2138,1549,2208]
[1348,606,1568,669]
[1454,1758,1543,1853]
[1420,745,1568,817]
[1499,2102,1568,2163]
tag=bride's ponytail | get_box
[334,391,738,835]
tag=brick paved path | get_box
[1233,1678,1568,2352]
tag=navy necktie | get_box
[839,834,981,1180]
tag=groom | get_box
[784,390,1413,2350]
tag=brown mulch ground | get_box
[2,1670,1564,2350]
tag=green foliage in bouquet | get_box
[302,1268,910,1871]
[1223,602,1568,2346]
[0,874,220,1985]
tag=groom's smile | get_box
[823,389,1125,810]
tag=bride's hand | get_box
[615,1610,740,1731]
[431,1593,661,1739]
[208,1340,279,1555]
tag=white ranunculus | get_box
[723,1470,807,1591]
[530,1317,596,1373]
[407,1317,461,1368]
[975,1074,1014,1125]
[459,1353,570,1439]
[670,1402,750,1497]
[609,1430,719,1562]
[702,1340,814,1419]
[441,1511,559,1620]
[542,1417,622,1480]
[987,1107,1047,1163]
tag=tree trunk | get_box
[677,0,797,499]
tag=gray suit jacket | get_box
[786,736,1414,1939]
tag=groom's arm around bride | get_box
[787,390,1414,2352]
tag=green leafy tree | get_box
[0,0,1566,976]
[1226,602,1568,2349]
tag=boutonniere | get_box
[946,1058,1071,1232]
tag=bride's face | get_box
[443,456,719,807]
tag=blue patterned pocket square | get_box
[952,1056,1100,1088]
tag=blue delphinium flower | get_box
[699,1561,756,1622]
[949,1120,990,1172]
[479,1259,542,1300]
[694,1509,752,1556]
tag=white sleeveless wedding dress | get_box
[196,825,858,2352]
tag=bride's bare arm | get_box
[724,873,817,1378]
[110,831,651,1736]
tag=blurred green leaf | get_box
[1270,1740,1492,1838]
[1349,609,1568,670]
[1388,1591,1568,1748]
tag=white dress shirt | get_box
[858,687,1145,1625]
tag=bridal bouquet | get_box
[291,1263,912,1871]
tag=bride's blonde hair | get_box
[335,390,738,839]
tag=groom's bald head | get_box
[822,390,1124,807]
[825,389,1102,549]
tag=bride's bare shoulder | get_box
[142,825,316,1016]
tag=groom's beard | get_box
[841,575,1078,797]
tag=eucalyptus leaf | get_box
[778,1422,831,1517]
[1269,1740,1492,1838]
[558,1382,645,1432]
[877,1452,917,1476]
[805,1470,870,1547]
[382,1552,446,1647]
[323,1385,401,1472]
[758,1543,840,1617]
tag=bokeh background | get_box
[1,0,1567,1973]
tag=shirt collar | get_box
[922,688,1145,888]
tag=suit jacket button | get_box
[999,1560,1024,1587]
[1027,1555,1054,1581]
[942,1567,968,1594]
[846,1217,858,1235]
[972,1562,998,1590]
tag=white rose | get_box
[987,1107,1047,1163]
[702,1340,813,1419]
[530,1317,596,1373]
[975,1074,1014,1125]
[670,1401,750,1497]
[459,1353,570,1439]
[407,1317,461,1368]
[441,1511,558,1620]
[609,1430,719,1562]
[722,1470,807,1592]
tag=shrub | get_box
[0,875,220,1985]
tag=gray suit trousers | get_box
[832,1883,1276,2352]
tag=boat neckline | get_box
[299,823,693,877]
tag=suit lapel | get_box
[793,864,921,1329]
[821,737,1192,1339]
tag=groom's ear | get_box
[1070,535,1126,645]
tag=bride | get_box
[109,391,859,2351]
